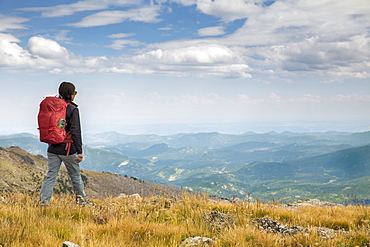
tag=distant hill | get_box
[83,130,370,148]
[0,133,46,156]
[140,144,370,203]
[285,144,370,181]
[0,146,183,199]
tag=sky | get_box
[1,0,370,135]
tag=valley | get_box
[1,130,369,203]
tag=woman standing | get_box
[39,82,87,205]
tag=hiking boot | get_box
[76,195,87,205]
[38,199,50,206]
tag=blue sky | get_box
[1,0,370,135]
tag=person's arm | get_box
[69,107,83,155]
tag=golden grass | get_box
[0,193,369,247]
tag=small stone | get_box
[181,236,215,246]
[0,197,8,204]
[129,193,141,199]
[314,226,348,239]
[62,241,80,247]
[117,193,127,199]
[117,193,141,199]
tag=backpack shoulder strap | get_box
[65,103,77,120]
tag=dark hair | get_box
[59,82,75,101]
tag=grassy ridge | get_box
[0,193,369,246]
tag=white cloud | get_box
[18,0,137,17]
[0,14,28,32]
[0,35,79,69]
[197,26,225,37]
[29,41,252,78]
[129,44,252,77]
[107,33,135,39]
[98,64,155,75]
[84,56,109,67]
[134,44,241,64]
[196,0,262,22]
[250,34,370,78]
[0,34,66,69]
[106,33,141,49]
[168,0,197,6]
[158,26,172,31]
[0,33,33,68]
[225,0,370,46]
[106,39,143,50]
[27,36,71,60]
[0,33,20,43]
[67,6,162,27]
[54,30,73,42]
[19,2,106,17]
[0,32,252,78]
[216,0,370,78]
[3,0,370,80]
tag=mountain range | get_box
[1,131,369,203]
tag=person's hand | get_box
[76,154,83,163]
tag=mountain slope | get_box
[82,146,150,177]
[0,146,183,199]
[146,145,370,203]
[292,144,370,179]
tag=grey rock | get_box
[117,193,141,199]
[285,199,344,208]
[203,211,236,231]
[251,217,308,235]
[251,217,349,239]
[62,241,80,247]
[316,230,334,239]
[0,196,8,204]
[314,226,349,239]
[181,236,215,246]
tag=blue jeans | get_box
[40,152,87,204]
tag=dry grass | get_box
[0,193,369,247]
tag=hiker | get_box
[39,82,87,205]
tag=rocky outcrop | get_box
[251,217,349,239]
[203,211,236,231]
[251,217,307,235]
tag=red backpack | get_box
[37,97,73,155]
